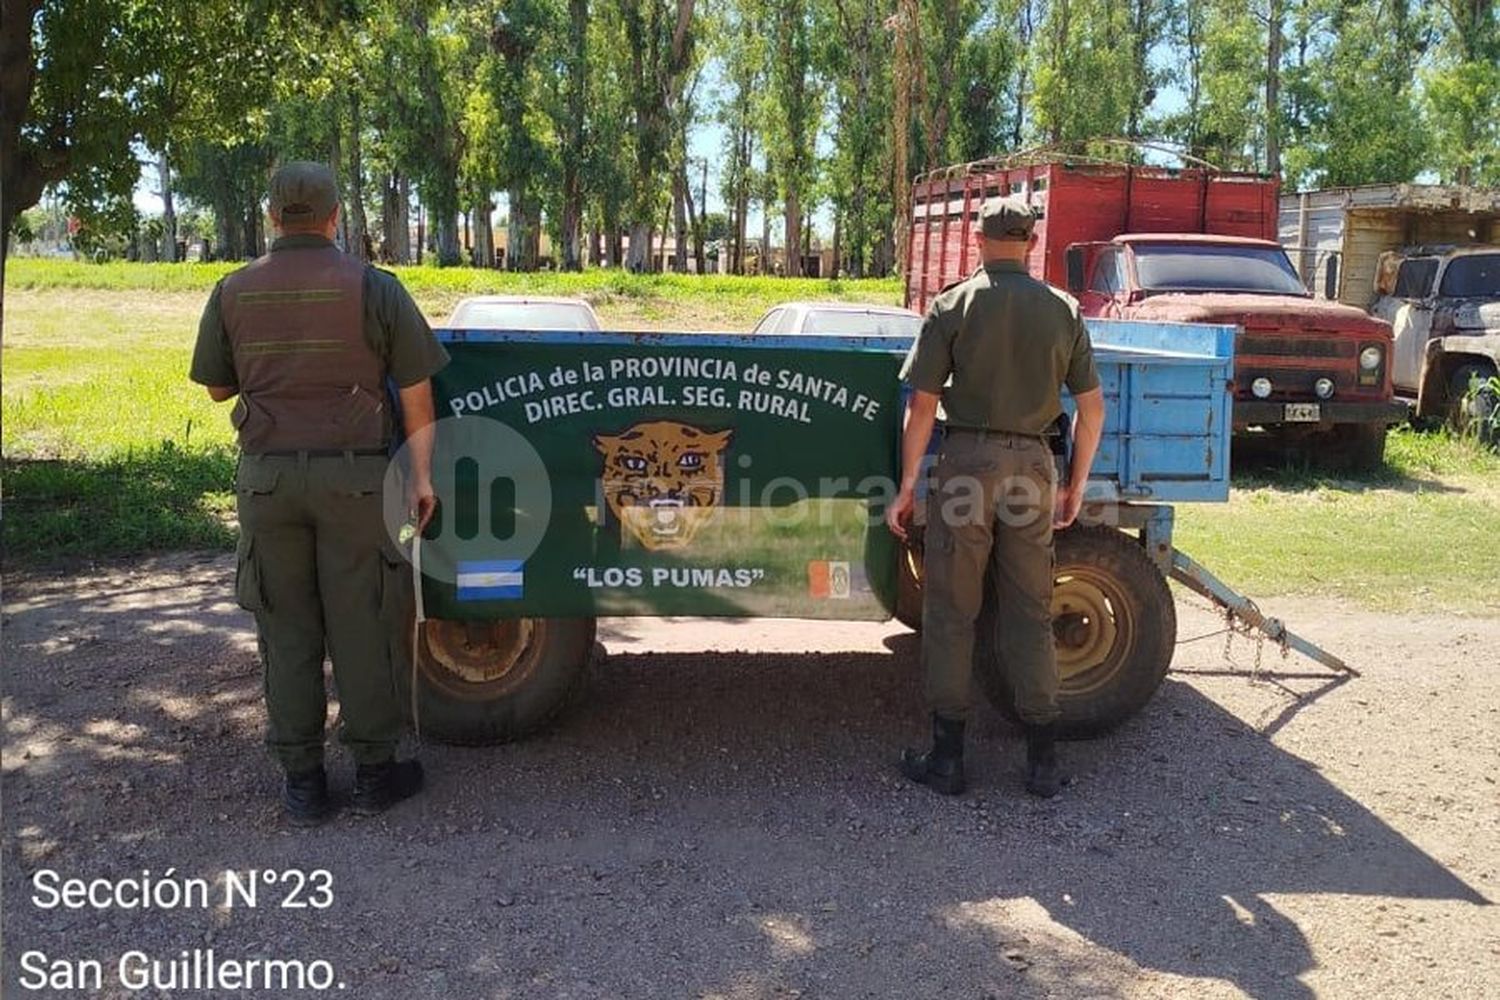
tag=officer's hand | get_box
[407,476,438,534]
[886,487,915,541]
[1053,484,1085,529]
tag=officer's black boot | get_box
[351,758,425,816]
[900,714,967,796]
[283,766,333,826]
[1024,722,1062,799]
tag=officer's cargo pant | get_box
[234,453,404,773]
[921,430,1059,724]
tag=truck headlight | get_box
[1252,377,1273,399]
[1359,346,1383,371]
[1314,377,1335,399]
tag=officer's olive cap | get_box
[269,161,339,222]
[979,196,1037,240]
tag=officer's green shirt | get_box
[189,234,449,390]
[901,259,1099,435]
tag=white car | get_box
[750,301,923,337]
[446,295,602,331]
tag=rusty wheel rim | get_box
[419,617,545,701]
[1052,571,1126,693]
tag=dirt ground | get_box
[3,553,1497,999]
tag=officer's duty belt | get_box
[942,426,1045,442]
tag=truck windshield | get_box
[1133,244,1308,295]
[1393,258,1439,298]
[1438,255,1500,298]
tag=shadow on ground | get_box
[1,571,1488,998]
[2,445,237,563]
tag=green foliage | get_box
[3,255,902,303]
[1029,0,1159,146]
[1460,373,1500,449]
[1281,0,1426,189]
[5,0,1495,282]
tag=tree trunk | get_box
[396,175,411,263]
[831,212,841,279]
[159,147,177,262]
[1012,0,1035,149]
[760,197,772,275]
[380,176,395,262]
[470,200,491,268]
[508,188,524,271]
[242,201,258,258]
[659,197,673,272]
[347,92,370,261]
[434,211,459,267]
[560,0,588,271]
[214,191,237,261]
[672,169,688,273]
[626,221,651,272]
[1265,0,1283,177]
[783,190,801,278]
[687,158,706,274]
[483,204,495,268]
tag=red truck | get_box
[904,156,1408,469]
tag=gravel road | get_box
[3,553,1497,999]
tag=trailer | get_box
[390,320,1350,746]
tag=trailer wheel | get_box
[894,539,924,631]
[975,526,1176,739]
[398,616,596,745]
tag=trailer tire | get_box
[894,539,925,631]
[398,616,596,745]
[975,526,1176,739]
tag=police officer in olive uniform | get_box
[190,162,448,824]
[886,197,1105,798]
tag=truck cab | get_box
[1066,234,1405,467]
[1370,244,1500,422]
[904,156,1406,469]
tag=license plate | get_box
[1284,403,1321,422]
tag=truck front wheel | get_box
[398,616,596,745]
[975,526,1177,739]
[1331,423,1387,472]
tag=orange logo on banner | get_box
[808,560,831,598]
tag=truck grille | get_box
[1239,336,1356,359]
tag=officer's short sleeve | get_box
[189,280,237,387]
[900,297,958,393]
[370,268,449,387]
[1064,307,1100,394]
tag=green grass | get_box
[4,257,905,326]
[4,262,1498,615]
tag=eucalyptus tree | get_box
[614,0,699,272]
[1423,0,1500,184]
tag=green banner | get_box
[417,335,906,621]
